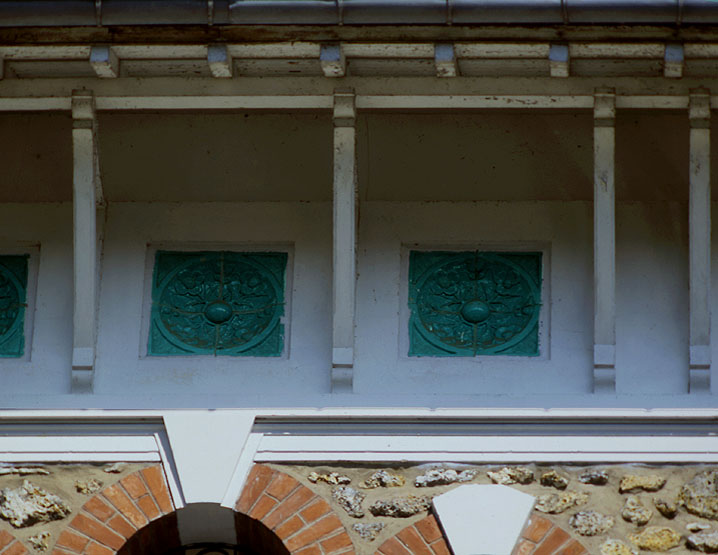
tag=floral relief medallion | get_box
[149,251,287,356]
[0,255,28,358]
[408,251,541,356]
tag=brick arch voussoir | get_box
[236,464,355,555]
[0,528,29,555]
[52,464,176,555]
[375,514,451,555]
[513,513,590,555]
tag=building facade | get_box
[1,1,718,553]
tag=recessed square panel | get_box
[0,255,29,358]
[408,251,541,357]
[148,251,287,357]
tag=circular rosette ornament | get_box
[0,263,25,353]
[152,252,285,355]
[410,252,541,356]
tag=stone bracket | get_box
[321,43,346,78]
[549,44,570,77]
[593,89,616,393]
[435,43,458,77]
[331,89,357,393]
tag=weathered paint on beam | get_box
[689,89,712,394]
[331,89,357,394]
[593,88,616,393]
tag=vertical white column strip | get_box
[71,90,98,393]
[689,89,712,393]
[593,89,617,393]
[331,89,357,393]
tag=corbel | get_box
[208,44,233,78]
[90,45,118,78]
[593,88,616,393]
[71,90,102,392]
[321,43,346,78]
[331,89,357,393]
[549,44,570,78]
[689,88,712,393]
[434,43,458,78]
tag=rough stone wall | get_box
[0,463,172,555]
[274,462,718,554]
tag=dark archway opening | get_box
[116,510,289,554]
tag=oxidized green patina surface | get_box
[149,251,286,356]
[408,251,541,356]
[0,255,28,358]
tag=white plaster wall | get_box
[0,204,73,393]
[94,202,332,396]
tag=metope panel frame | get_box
[400,243,551,362]
[143,244,292,359]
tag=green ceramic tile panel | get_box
[0,255,28,358]
[149,251,287,357]
[408,251,541,357]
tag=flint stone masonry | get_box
[569,510,614,536]
[433,484,534,555]
[332,486,365,518]
[654,498,678,519]
[414,468,476,487]
[368,495,431,518]
[0,469,49,477]
[679,469,718,519]
[487,466,534,485]
[535,491,588,514]
[629,526,681,551]
[359,470,404,489]
[0,481,70,528]
[619,475,666,493]
[600,539,638,555]
[308,472,351,486]
[621,495,652,526]
[688,522,711,532]
[687,531,718,552]
[540,471,569,490]
[74,480,103,495]
[352,522,383,541]
[27,531,50,552]
[579,470,609,486]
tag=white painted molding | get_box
[221,432,263,509]
[549,44,570,78]
[254,434,718,462]
[433,485,535,555]
[593,89,617,393]
[689,90,712,394]
[90,45,119,79]
[320,44,346,78]
[331,89,357,393]
[434,43,458,78]
[71,90,100,393]
[207,44,233,78]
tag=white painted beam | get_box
[207,44,233,79]
[89,45,119,79]
[435,43,458,78]
[331,89,357,393]
[689,90,712,394]
[320,44,346,78]
[71,90,100,393]
[593,89,616,393]
[549,44,570,78]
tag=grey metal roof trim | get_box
[2,0,718,26]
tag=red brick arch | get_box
[375,510,590,555]
[0,530,27,555]
[52,465,177,555]
[236,464,354,554]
